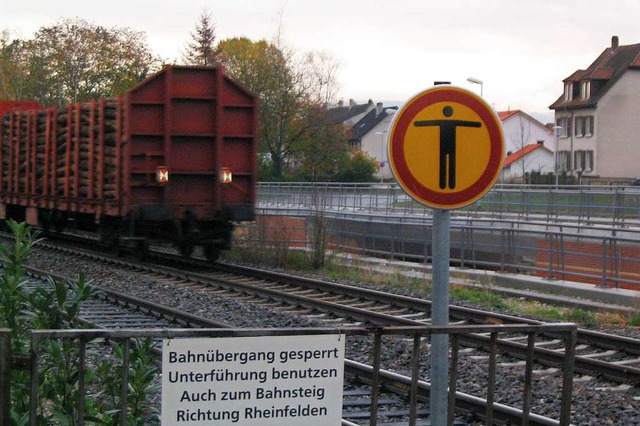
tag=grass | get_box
[628,311,640,326]
[323,257,430,293]
[223,227,639,328]
[332,260,633,326]
[450,286,507,310]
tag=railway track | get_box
[200,261,640,384]
[29,234,640,383]
[12,234,640,423]
[20,266,453,425]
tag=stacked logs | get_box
[0,112,14,193]
[0,113,11,193]
[0,100,122,200]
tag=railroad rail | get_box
[10,265,481,425]
[22,234,640,385]
[1,236,581,424]
[207,262,640,384]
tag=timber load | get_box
[0,99,122,202]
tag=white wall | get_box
[595,70,640,179]
[502,113,555,155]
[360,112,396,180]
[502,147,555,181]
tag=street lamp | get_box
[552,126,563,188]
[467,77,483,97]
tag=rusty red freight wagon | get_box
[0,65,258,261]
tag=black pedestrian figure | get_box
[414,106,482,189]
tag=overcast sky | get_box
[4,0,640,123]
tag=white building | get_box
[501,143,555,183]
[498,110,555,156]
[497,110,556,183]
[550,36,640,181]
[330,100,397,180]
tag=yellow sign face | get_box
[388,86,504,209]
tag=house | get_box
[497,109,556,182]
[328,99,378,129]
[501,143,555,183]
[329,99,397,180]
[498,110,555,155]
[549,36,640,181]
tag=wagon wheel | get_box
[135,240,150,261]
[39,211,53,232]
[99,221,121,253]
[178,242,194,257]
[203,244,220,262]
[53,212,66,233]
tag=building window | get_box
[574,151,584,171]
[348,140,361,150]
[558,150,572,172]
[575,117,584,137]
[556,117,572,138]
[585,116,594,136]
[581,81,591,99]
[575,116,595,137]
[564,83,573,101]
[574,150,595,172]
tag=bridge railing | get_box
[258,182,640,229]
[246,183,640,290]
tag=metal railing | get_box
[250,183,640,290]
[1,324,577,425]
[258,182,640,228]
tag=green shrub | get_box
[567,309,597,327]
[628,311,640,326]
[1,221,159,423]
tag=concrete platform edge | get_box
[334,253,640,310]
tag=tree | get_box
[0,30,30,99]
[289,50,346,181]
[290,109,348,181]
[217,37,297,178]
[3,18,160,106]
[217,37,343,180]
[509,115,533,184]
[183,9,220,65]
[335,151,379,182]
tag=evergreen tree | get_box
[183,9,220,65]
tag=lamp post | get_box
[467,77,483,97]
[552,125,562,188]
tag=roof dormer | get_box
[580,81,591,99]
[563,82,573,101]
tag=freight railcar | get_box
[0,65,258,261]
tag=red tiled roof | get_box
[550,38,640,110]
[585,67,615,80]
[497,110,520,121]
[503,144,546,168]
[497,110,554,134]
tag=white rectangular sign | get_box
[162,334,345,425]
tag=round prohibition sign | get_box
[388,86,504,209]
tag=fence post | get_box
[0,329,11,425]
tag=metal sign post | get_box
[388,84,504,425]
[430,208,450,425]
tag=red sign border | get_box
[389,86,504,209]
